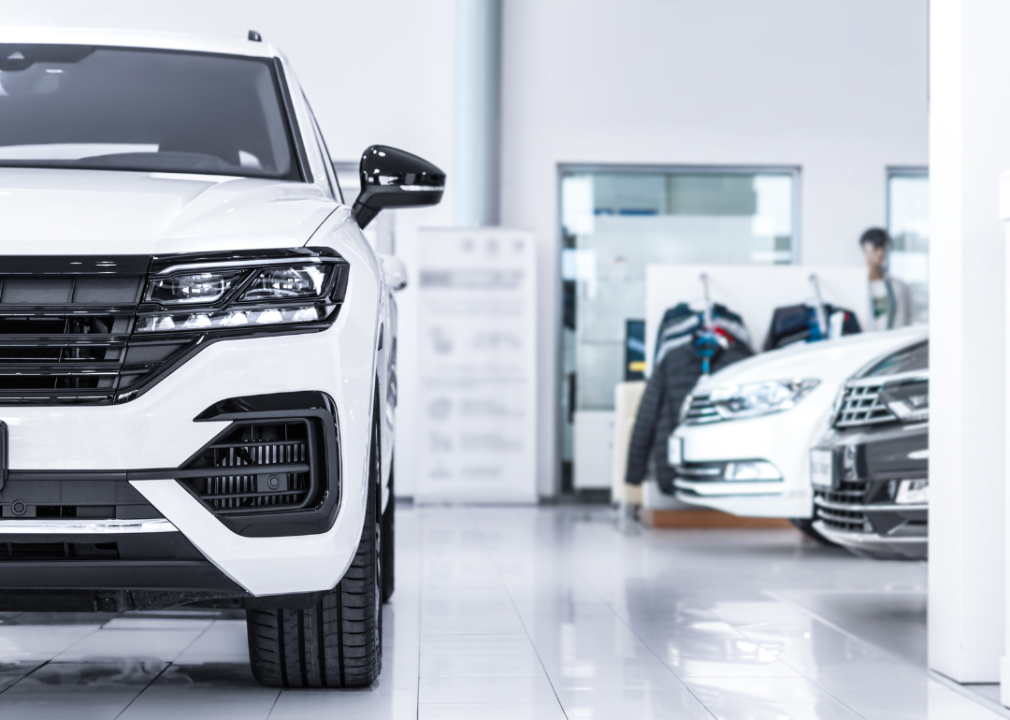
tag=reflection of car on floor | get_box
[811,340,929,559]
[669,327,927,540]
[0,28,444,687]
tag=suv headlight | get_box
[137,250,348,333]
[705,378,820,421]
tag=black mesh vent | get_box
[179,420,323,515]
[815,480,870,532]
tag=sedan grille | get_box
[834,383,895,428]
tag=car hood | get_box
[694,326,929,393]
[0,168,338,257]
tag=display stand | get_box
[414,228,538,503]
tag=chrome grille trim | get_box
[833,382,894,427]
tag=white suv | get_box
[0,29,444,688]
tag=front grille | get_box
[179,420,323,515]
[683,394,720,424]
[834,383,895,428]
[815,480,870,532]
[0,271,144,403]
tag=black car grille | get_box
[0,259,195,405]
[815,480,870,532]
[0,271,141,403]
[179,420,323,515]
[834,383,895,428]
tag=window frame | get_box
[557,164,802,264]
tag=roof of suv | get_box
[0,27,278,59]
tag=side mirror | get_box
[379,254,408,291]
[352,145,445,229]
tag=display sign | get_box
[415,228,537,502]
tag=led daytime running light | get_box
[136,305,330,333]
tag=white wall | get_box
[499,0,929,494]
[3,0,458,499]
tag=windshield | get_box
[0,44,298,179]
[864,340,929,377]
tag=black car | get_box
[810,340,928,560]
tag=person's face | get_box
[861,241,886,268]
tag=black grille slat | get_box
[0,272,144,404]
[180,420,319,515]
[816,479,870,532]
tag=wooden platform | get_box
[641,508,794,529]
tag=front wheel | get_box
[246,420,383,688]
[381,462,395,604]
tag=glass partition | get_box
[559,166,799,490]
[887,169,929,324]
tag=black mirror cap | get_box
[352,145,445,229]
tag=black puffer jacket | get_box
[625,340,752,490]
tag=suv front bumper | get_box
[0,299,377,598]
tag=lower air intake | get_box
[180,420,323,515]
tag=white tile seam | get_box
[469,506,570,720]
[553,518,721,720]
[110,617,217,720]
[762,588,1008,719]
[110,659,172,720]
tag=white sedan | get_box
[669,326,928,527]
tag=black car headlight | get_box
[136,249,348,334]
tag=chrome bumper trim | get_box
[0,518,178,535]
[814,496,928,513]
[812,520,927,545]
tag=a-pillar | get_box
[929,0,1009,688]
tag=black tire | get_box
[246,415,383,688]
[790,518,835,546]
[381,463,395,604]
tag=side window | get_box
[303,96,341,203]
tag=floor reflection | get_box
[0,507,1000,720]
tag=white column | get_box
[452,0,502,227]
[929,0,1010,686]
[1000,173,1010,704]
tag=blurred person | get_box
[861,227,911,330]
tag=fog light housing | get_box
[895,479,928,504]
[724,461,782,481]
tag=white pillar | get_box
[452,0,501,227]
[929,0,1009,686]
[1000,173,1010,704]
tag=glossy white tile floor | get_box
[0,505,1006,719]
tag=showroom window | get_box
[559,166,799,492]
[887,168,929,324]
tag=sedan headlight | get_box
[137,252,348,334]
[703,378,820,422]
